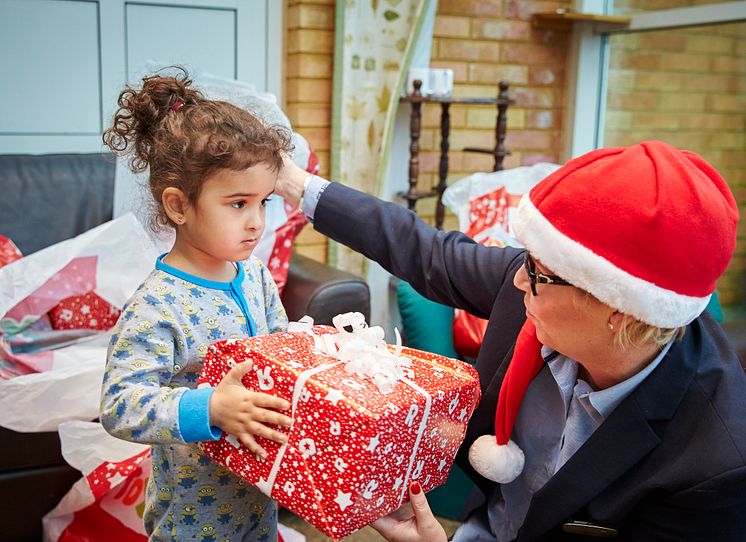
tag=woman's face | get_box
[513,253,612,360]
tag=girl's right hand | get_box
[209,361,292,459]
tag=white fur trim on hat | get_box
[468,435,525,484]
[512,196,710,329]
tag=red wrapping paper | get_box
[198,326,481,540]
[0,234,22,268]
[49,291,121,331]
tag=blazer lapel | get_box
[518,333,698,541]
[518,397,660,540]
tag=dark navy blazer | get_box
[314,182,746,541]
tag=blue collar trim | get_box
[155,254,244,290]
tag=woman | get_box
[277,141,746,541]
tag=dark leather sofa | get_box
[0,153,370,542]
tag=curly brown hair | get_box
[103,68,292,230]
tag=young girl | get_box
[100,70,293,541]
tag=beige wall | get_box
[421,0,572,230]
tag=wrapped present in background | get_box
[0,235,22,268]
[198,314,481,540]
[0,214,158,382]
[49,291,121,331]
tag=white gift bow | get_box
[279,313,432,508]
[287,313,412,394]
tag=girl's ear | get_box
[162,187,189,225]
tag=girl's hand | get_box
[276,154,310,208]
[371,482,448,542]
[209,361,292,459]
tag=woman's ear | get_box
[162,187,189,225]
[608,311,632,333]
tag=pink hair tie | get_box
[171,99,185,112]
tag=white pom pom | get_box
[468,434,525,484]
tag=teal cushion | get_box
[396,281,473,518]
[396,280,458,359]
[427,464,474,520]
[706,291,723,322]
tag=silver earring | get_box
[607,322,614,331]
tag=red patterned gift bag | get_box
[442,164,560,359]
[43,421,150,542]
[198,313,481,540]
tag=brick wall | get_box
[285,0,334,262]
[284,2,745,318]
[285,0,573,256]
[604,22,746,315]
[422,0,572,231]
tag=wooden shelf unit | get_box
[398,79,515,229]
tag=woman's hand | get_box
[209,361,292,459]
[276,154,310,208]
[371,482,448,542]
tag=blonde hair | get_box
[615,319,685,351]
[573,289,685,350]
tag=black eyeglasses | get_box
[523,252,572,295]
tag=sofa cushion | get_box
[396,280,459,360]
[0,153,114,256]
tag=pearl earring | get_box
[607,321,614,331]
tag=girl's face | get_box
[181,163,277,264]
[513,253,612,362]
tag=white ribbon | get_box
[396,375,431,506]
[259,359,343,497]
[289,312,412,395]
[281,313,434,506]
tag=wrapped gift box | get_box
[0,235,22,268]
[48,291,122,331]
[198,319,481,540]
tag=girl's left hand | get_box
[209,360,292,459]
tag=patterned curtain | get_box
[330,0,434,275]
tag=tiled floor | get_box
[279,509,461,542]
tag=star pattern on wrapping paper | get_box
[324,388,344,405]
[334,489,353,511]
[195,325,482,539]
[366,434,380,452]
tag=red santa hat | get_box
[469,140,739,484]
